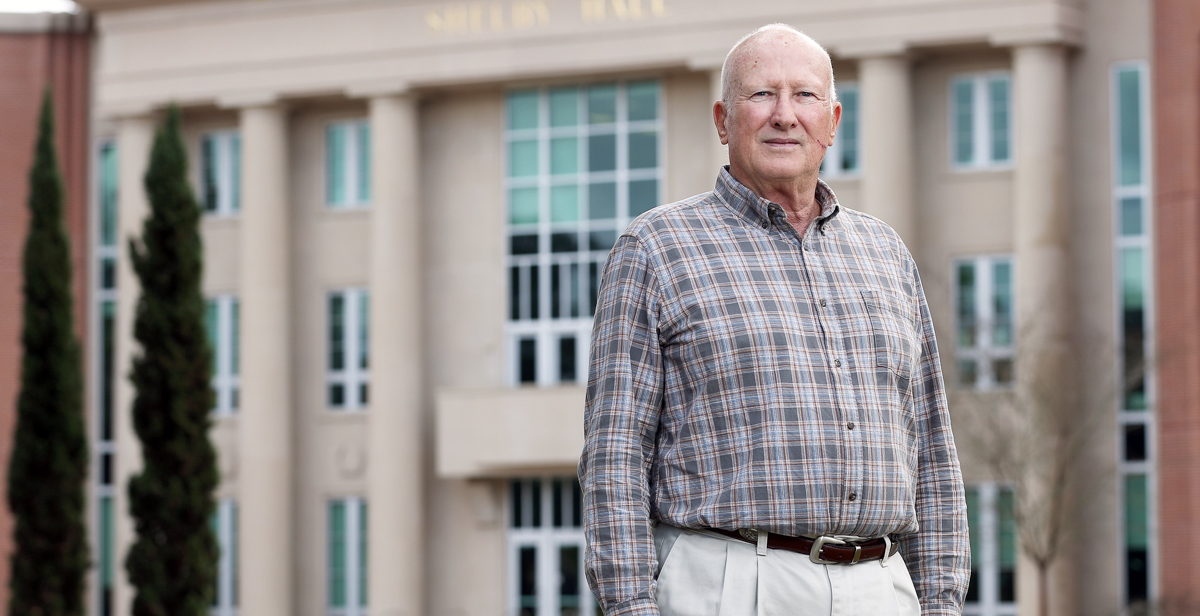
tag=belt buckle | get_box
[809,535,847,565]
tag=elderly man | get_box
[579,23,969,616]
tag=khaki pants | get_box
[653,524,922,616]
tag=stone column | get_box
[1013,44,1071,380]
[237,103,294,616]
[113,113,155,616]
[709,69,729,173]
[859,54,916,245]
[367,92,425,616]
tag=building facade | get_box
[74,0,1159,614]
[0,9,91,611]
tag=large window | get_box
[327,289,370,411]
[327,121,371,208]
[954,255,1015,389]
[211,499,238,616]
[505,81,662,385]
[951,73,1012,169]
[964,484,1017,616]
[200,130,241,216]
[94,140,119,616]
[206,295,240,416]
[328,498,368,616]
[1113,62,1153,607]
[508,478,594,616]
[820,83,859,178]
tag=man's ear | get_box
[828,100,843,146]
[714,100,730,146]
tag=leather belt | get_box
[707,527,899,565]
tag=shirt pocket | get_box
[861,289,917,382]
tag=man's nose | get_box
[770,97,799,129]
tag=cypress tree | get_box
[8,90,90,616]
[124,105,219,616]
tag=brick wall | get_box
[1154,0,1200,608]
[0,15,91,610]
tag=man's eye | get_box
[799,91,814,97]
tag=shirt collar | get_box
[714,166,842,233]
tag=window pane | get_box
[519,546,538,616]
[1124,424,1147,461]
[588,134,616,172]
[629,179,657,217]
[958,359,977,387]
[359,502,368,607]
[202,135,218,212]
[519,338,537,383]
[531,479,542,527]
[993,260,1013,347]
[510,267,521,320]
[329,384,345,407]
[840,88,859,171]
[530,266,540,320]
[359,292,370,370]
[549,88,578,127]
[589,230,616,252]
[998,488,1017,602]
[327,125,347,206]
[550,185,579,222]
[357,123,371,203]
[329,294,345,370]
[206,300,219,375]
[560,545,581,615]
[627,81,659,121]
[965,487,980,604]
[989,77,1010,162]
[953,79,974,165]
[552,479,564,528]
[551,264,561,318]
[230,134,241,213]
[101,301,115,440]
[551,137,579,174]
[231,299,240,376]
[1125,474,1149,601]
[956,262,976,347]
[587,84,617,124]
[1118,69,1143,187]
[588,182,616,220]
[993,358,1014,385]
[510,140,539,177]
[1120,197,1143,236]
[329,502,347,607]
[510,187,539,225]
[508,90,540,130]
[551,233,578,253]
[510,235,538,255]
[1122,247,1147,411]
[559,336,577,382]
[100,143,118,246]
[628,132,657,169]
[511,481,524,528]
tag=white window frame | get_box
[963,483,1018,616]
[820,82,859,178]
[211,499,238,616]
[327,288,370,412]
[506,478,594,616]
[1111,60,1156,607]
[200,130,241,216]
[505,82,664,387]
[953,254,1016,390]
[326,120,371,209]
[328,497,368,616]
[208,295,240,416]
[949,72,1013,170]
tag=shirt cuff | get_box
[920,600,964,616]
[603,596,661,616]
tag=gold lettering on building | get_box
[425,1,551,34]
[580,0,666,23]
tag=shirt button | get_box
[762,220,770,229]
[820,299,827,308]
[848,493,857,501]
[834,359,842,368]
[846,422,855,430]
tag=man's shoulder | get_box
[621,191,725,241]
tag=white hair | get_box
[719,23,837,109]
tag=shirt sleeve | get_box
[578,234,665,616]
[898,263,971,616]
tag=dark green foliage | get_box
[125,106,219,616]
[8,90,90,616]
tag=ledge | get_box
[435,385,585,478]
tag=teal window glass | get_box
[993,260,1013,346]
[588,134,616,172]
[549,88,578,127]
[202,134,219,212]
[100,496,113,588]
[510,140,539,177]
[329,294,346,372]
[359,293,370,371]
[206,300,219,374]
[551,185,579,222]
[1125,474,1149,601]
[1120,197,1143,236]
[230,299,240,377]
[508,90,540,130]
[953,79,975,165]
[956,262,976,347]
[989,76,1011,162]
[839,88,859,171]
[510,187,540,224]
[551,137,579,174]
[99,143,118,247]
[1118,68,1143,187]
[357,123,371,203]
[587,84,617,124]
[329,501,347,607]
[627,81,659,121]
[628,132,657,169]
[230,134,241,213]
[359,502,368,607]
[629,179,657,217]
[588,182,616,220]
[326,124,347,205]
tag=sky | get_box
[0,0,78,12]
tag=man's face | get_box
[716,33,841,188]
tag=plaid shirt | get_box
[579,168,969,616]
